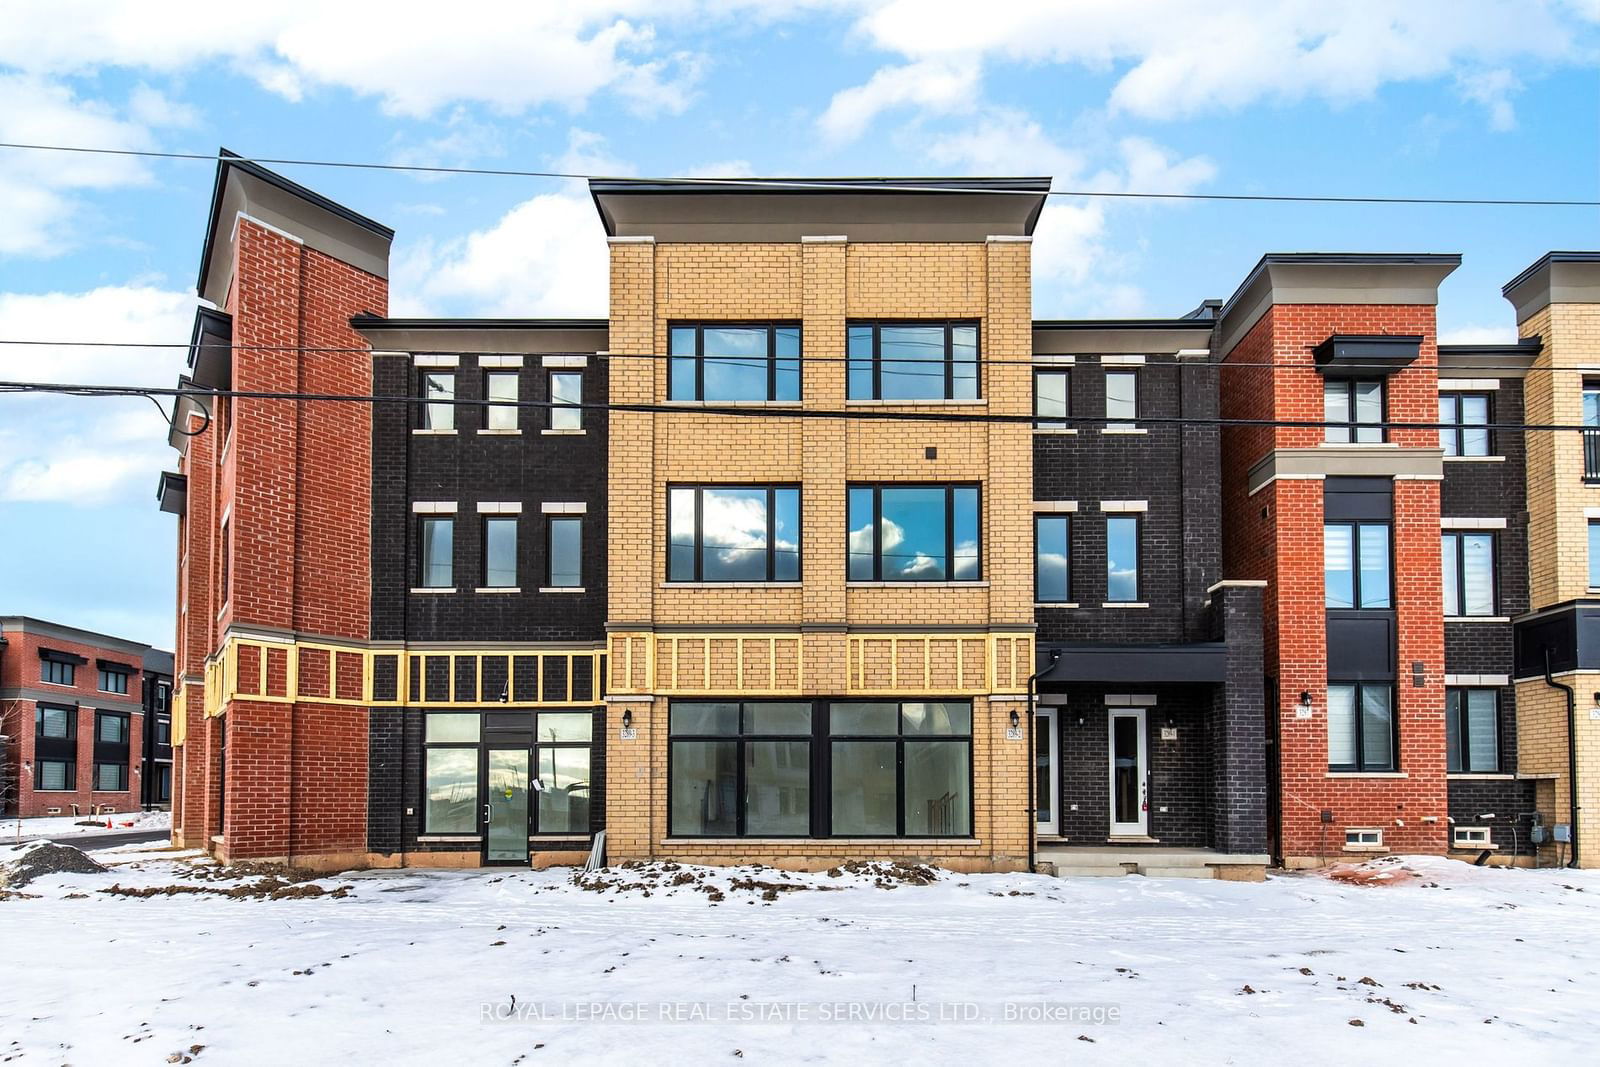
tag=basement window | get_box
[1452,826,1493,848]
[1343,827,1384,850]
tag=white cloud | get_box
[1455,68,1523,131]
[817,57,980,143]
[833,0,1585,133]
[0,284,195,505]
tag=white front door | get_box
[1108,708,1148,837]
[1035,707,1059,837]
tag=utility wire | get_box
[3,379,1596,434]
[0,337,1567,375]
[1,141,1597,207]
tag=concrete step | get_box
[1141,866,1218,879]
[1053,865,1135,877]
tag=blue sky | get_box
[1,1,1598,647]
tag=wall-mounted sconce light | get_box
[622,709,633,729]
[1009,710,1020,729]
[1299,690,1313,708]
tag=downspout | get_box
[1542,648,1580,868]
[1026,647,1062,874]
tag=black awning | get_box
[1037,642,1228,685]
[157,471,188,516]
[187,306,233,389]
[39,647,88,665]
[1312,334,1422,375]
[96,658,135,674]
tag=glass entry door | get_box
[1108,708,1148,837]
[484,747,531,864]
[1035,707,1059,837]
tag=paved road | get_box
[13,829,172,850]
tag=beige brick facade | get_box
[604,235,1035,871]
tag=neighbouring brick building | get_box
[0,616,172,818]
[155,150,1596,872]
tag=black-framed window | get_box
[95,761,128,791]
[1446,689,1500,773]
[669,701,813,837]
[42,659,74,686]
[98,668,129,695]
[483,516,517,588]
[420,370,455,430]
[1591,520,1600,589]
[1106,515,1140,602]
[1325,522,1391,609]
[423,712,480,834]
[36,759,74,791]
[36,704,75,739]
[1105,370,1137,428]
[1328,682,1396,772]
[668,485,801,582]
[848,322,978,401]
[550,371,583,429]
[533,712,594,835]
[1324,378,1384,443]
[155,764,172,802]
[1441,531,1496,616]
[848,484,980,582]
[156,718,171,746]
[830,701,972,837]
[1033,369,1069,429]
[97,711,130,744]
[419,516,454,588]
[484,370,518,430]
[669,324,800,402]
[220,517,231,604]
[1035,514,1070,603]
[547,517,582,588]
[1438,392,1490,456]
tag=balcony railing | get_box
[1586,428,1600,482]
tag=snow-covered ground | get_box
[2,846,1595,1064]
[0,808,170,840]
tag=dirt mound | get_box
[1325,857,1423,887]
[0,842,107,888]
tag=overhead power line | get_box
[0,141,1596,207]
[0,337,1569,376]
[3,378,1598,435]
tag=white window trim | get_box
[412,428,458,436]
[477,428,523,436]
[1451,826,1497,848]
[542,355,589,369]
[478,355,524,368]
[1101,426,1147,435]
[1033,500,1078,512]
[541,428,587,436]
[1105,693,1157,706]
[1437,379,1500,391]
[412,354,459,368]
[1343,827,1385,851]
[541,502,588,514]
[1100,500,1148,512]
[1444,673,1509,687]
[409,586,457,595]
[1101,354,1147,365]
[1102,602,1150,609]
[476,502,523,514]
[1033,355,1076,366]
[474,587,521,595]
[412,502,458,514]
[1441,517,1507,529]
[539,586,587,594]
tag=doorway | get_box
[1108,708,1148,837]
[484,747,531,865]
[1035,707,1059,837]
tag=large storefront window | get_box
[668,700,972,838]
[424,713,480,834]
[421,711,595,838]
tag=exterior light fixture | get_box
[622,709,633,729]
[1009,710,1020,728]
[1299,690,1313,708]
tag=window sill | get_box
[417,834,481,843]
[1326,771,1407,778]
[540,428,586,436]
[1100,426,1146,435]
[1447,772,1513,780]
[1449,843,1499,851]
[477,428,522,435]
[1034,602,1079,609]
[1445,616,1510,623]
[539,586,586,594]
[1342,844,1388,853]
[663,399,803,408]
[844,399,986,407]
[37,680,75,688]
[32,788,79,793]
[1320,441,1398,449]
[1033,428,1078,435]
[474,587,521,594]
[662,582,802,589]
[412,428,457,436]
[409,586,457,594]
[1101,602,1149,609]
[846,581,989,588]
[1443,455,1504,463]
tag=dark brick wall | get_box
[371,354,609,643]
[1033,358,1221,644]
[1209,583,1268,854]
[1439,377,1535,855]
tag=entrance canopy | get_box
[1036,642,1228,685]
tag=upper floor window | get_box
[36,704,74,739]
[1584,382,1600,483]
[1106,515,1141,602]
[1105,370,1137,429]
[97,711,130,744]
[547,517,583,589]
[848,484,980,582]
[220,517,232,605]
[668,486,800,583]
[419,516,454,589]
[1584,381,1600,429]
[670,324,800,402]
[1033,369,1069,430]
[1438,392,1489,456]
[1446,688,1500,773]
[1590,520,1600,590]
[484,371,518,430]
[483,516,518,589]
[1328,682,1395,772]
[1034,515,1071,603]
[1324,379,1383,443]
[420,371,455,430]
[550,371,583,429]
[98,667,130,695]
[1441,531,1496,617]
[1325,522,1391,609]
[848,322,977,402]
[41,659,74,686]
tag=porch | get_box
[1037,844,1270,881]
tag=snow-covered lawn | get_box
[2,846,1595,1064]
[0,808,170,840]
